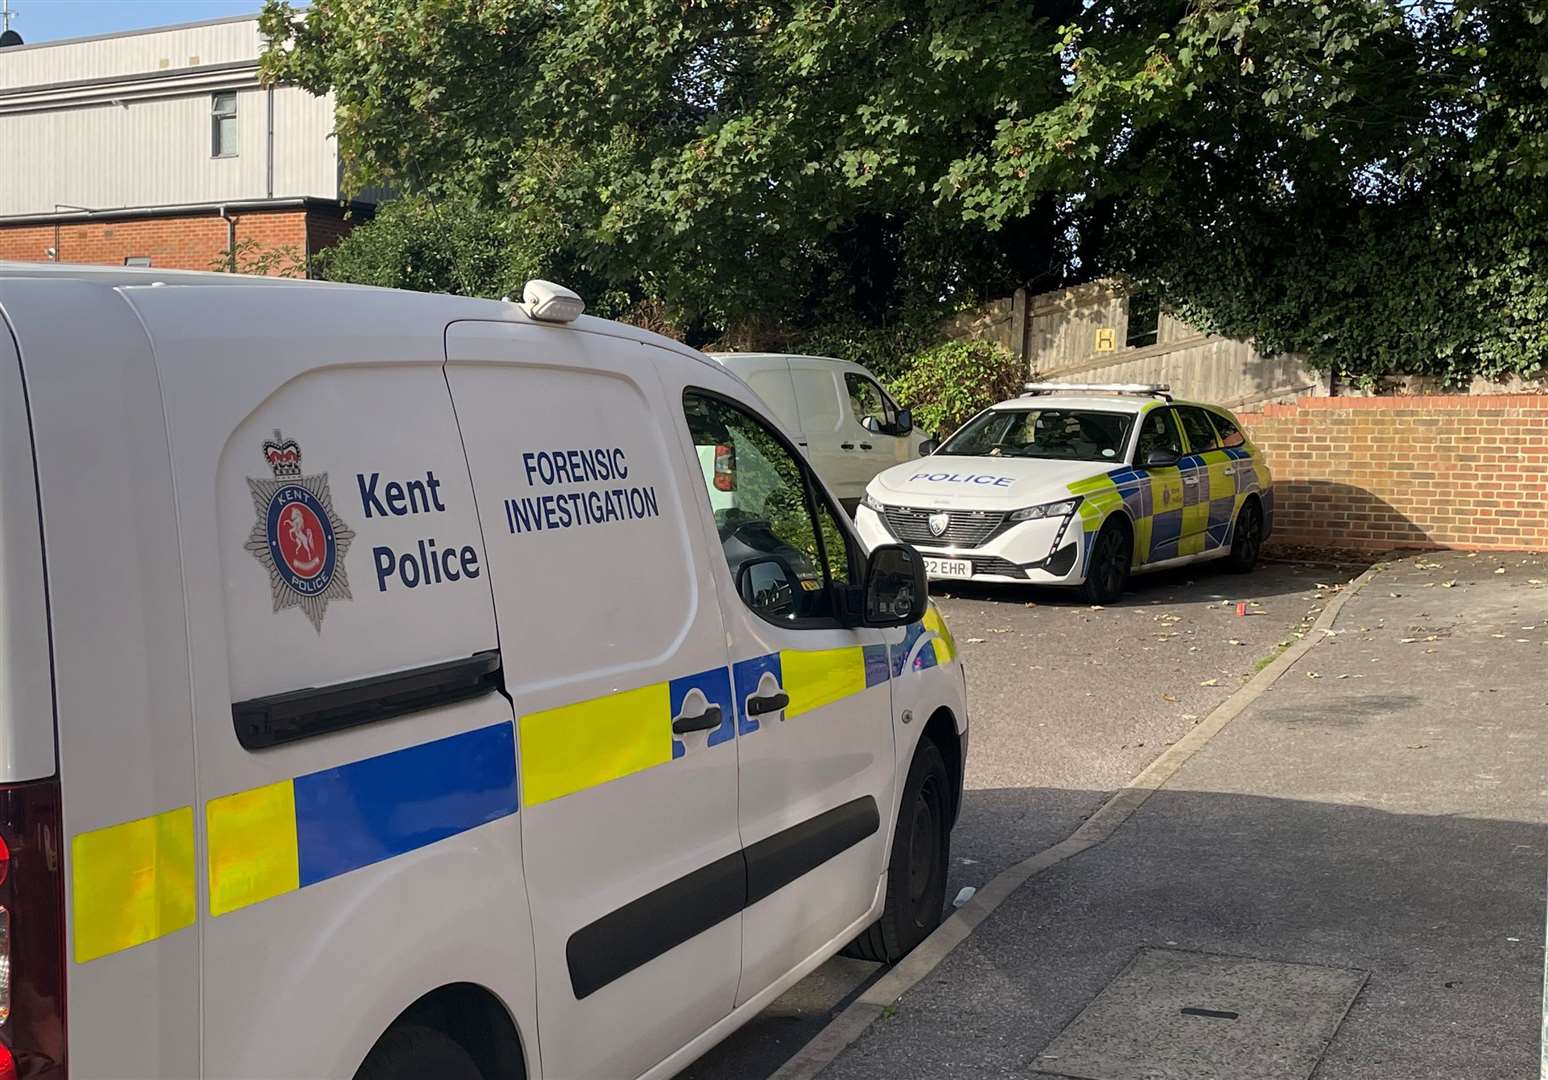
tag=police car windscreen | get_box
[941,409,1133,463]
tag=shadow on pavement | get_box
[818,785,1545,1080]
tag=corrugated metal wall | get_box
[0,20,344,214]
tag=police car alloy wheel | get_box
[1081,517,1132,605]
[1226,498,1264,573]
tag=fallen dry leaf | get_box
[1200,678,1219,687]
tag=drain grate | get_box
[1031,948,1367,1080]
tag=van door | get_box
[128,285,534,1080]
[788,361,857,500]
[668,366,897,1005]
[841,368,910,483]
[444,321,742,1079]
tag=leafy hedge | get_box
[886,340,1024,441]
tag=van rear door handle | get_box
[745,691,790,717]
[840,442,856,450]
[672,704,723,734]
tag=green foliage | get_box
[210,238,307,278]
[887,340,1024,439]
[262,0,1548,383]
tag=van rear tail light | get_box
[0,780,66,1079]
[713,444,736,491]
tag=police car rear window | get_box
[940,409,1133,463]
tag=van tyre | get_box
[1081,517,1132,605]
[1225,499,1263,574]
[842,738,951,964]
[356,1025,483,1080]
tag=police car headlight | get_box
[1009,497,1081,522]
[861,491,886,514]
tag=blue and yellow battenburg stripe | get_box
[206,723,518,917]
[71,608,956,959]
[1067,439,1267,567]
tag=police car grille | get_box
[882,507,1008,548]
[969,556,1028,579]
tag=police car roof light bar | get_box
[1022,382,1173,401]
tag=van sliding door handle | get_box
[672,705,724,735]
[840,442,856,450]
[745,691,790,717]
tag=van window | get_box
[844,373,892,430]
[790,369,843,434]
[684,392,854,624]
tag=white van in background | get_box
[0,264,966,1080]
[708,353,933,509]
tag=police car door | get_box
[444,321,742,1079]
[669,367,896,1006]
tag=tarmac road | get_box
[681,555,1358,1080]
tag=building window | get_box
[211,92,238,158]
[1125,292,1160,349]
[123,256,151,267]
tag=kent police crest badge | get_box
[245,431,355,631]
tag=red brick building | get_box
[0,16,377,274]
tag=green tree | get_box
[263,0,1548,383]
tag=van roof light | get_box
[519,279,585,324]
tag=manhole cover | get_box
[1032,948,1367,1080]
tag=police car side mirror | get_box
[863,544,928,627]
[895,408,914,435]
[1144,449,1181,468]
[918,438,939,457]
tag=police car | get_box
[0,264,966,1080]
[856,384,1272,603]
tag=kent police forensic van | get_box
[857,383,1272,604]
[0,264,966,1080]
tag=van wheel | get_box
[356,1025,483,1080]
[1081,517,1131,604]
[841,739,950,964]
[1224,499,1263,573]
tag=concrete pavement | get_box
[815,550,1548,1079]
[686,558,1353,1080]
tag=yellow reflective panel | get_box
[71,806,196,964]
[206,779,300,917]
[924,605,957,665]
[520,681,673,806]
[781,646,867,719]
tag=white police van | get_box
[0,264,967,1080]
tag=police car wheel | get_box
[1225,499,1263,573]
[1081,518,1132,605]
[841,738,951,964]
[356,1024,484,1080]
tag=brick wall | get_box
[1238,395,1548,553]
[0,206,358,274]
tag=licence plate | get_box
[924,557,973,579]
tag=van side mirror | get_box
[1144,448,1181,468]
[736,556,800,618]
[862,544,928,627]
[894,408,913,435]
[918,438,939,456]
[862,415,883,434]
